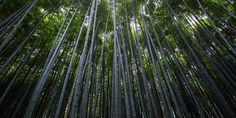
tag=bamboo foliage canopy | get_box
[0,0,236,117]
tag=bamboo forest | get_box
[0,0,236,117]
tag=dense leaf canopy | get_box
[0,0,236,117]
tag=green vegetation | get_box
[0,0,236,117]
